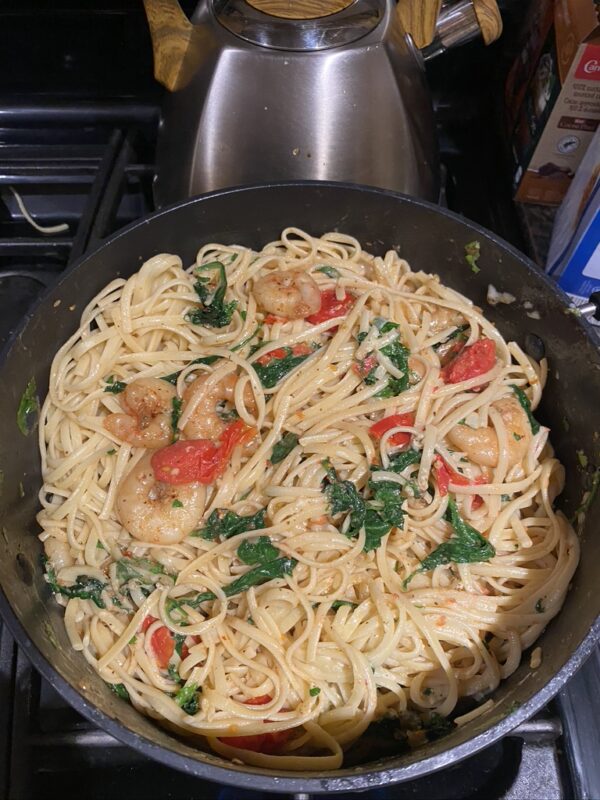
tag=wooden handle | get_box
[143,0,196,91]
[396,0,443,49]
[472,0,503,45]
[247,0,353,19]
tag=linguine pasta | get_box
[37,228,579,769]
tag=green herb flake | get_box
[129,635,137,645]
[109,682,130,701]
[247,616,255,625]
[465,240,481,274]
[535,599,545,613]
[172,499,184,509]
[331,600,358,611]
[230,324,263,353]
[403,497,495,589]
[106,448,116,455]
[513,432,523,441]
[170,396,183,442]
[195,508,266,541]
[577,450,588,469]
[423,687,433,696]
[270,432,300,465]
[96,540,106,550]
[571,466,600,523]
[187,262,237,328]
[104,376,126,394]
[511,385,540,435]
[309,687,321,697]
[315,265,340,279]
[17,377,40,436]
[161,355,220,385]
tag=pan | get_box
[1,182,599,795]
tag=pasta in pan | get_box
[37,228,579,769]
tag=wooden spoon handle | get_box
[396,0,443,49]
[472,0,503,45]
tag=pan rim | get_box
[1,179,598,792]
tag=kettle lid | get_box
[213,0,384,51]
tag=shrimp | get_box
[253,268,321,319]
[116,453,205,544]
[182,372,257,440]
[104,378,176,448]
[446,396,530,468]
[43,537,74,571]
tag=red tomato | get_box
[369,413,415,448]
[219,729,292,754]
[433,455,486,508]
[441,339,496,385]
[140,615,157,633]
[151,421,255,485]
[306,289,355,325]
[244,694,272,705]
[352,353,378,378]
[150,626,174,669]
[256,347,288,366]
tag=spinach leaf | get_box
[17,377,40,435]
[375,322,410,398]
[45,564,106,609]
[465,240,481,274]
[237,535,280,565]
[194,508,266,541]
[270,432,300,464]
[168,663,183,684]
[174,633,187,658]
[511,385,540,434]
[171,396,182,442]
[104,376,126,394]
[403,497,495,588]
[253,346,317,389]
[331,600,358,611]
[109,682,130,701]
[315,265,340,279]
[384,449,422,474]
[168,557,298,615]
[161,355,220,385]
[423,712,456,740]
[322,461,403,552]
[116,556,165,584]
[322,459,366,529]
[187,262,237,328]
[432,324,470,352]
[230,324,263,353]
[216,401,239,423]
[175,683,200,715]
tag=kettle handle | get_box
[143,0,195,91]
[396,0,502,49]
[395,0,442,49]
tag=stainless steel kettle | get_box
[144,0,502,207]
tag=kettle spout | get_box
[143,0,204,92]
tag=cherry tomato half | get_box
[440,339,496,385]
[306,289,355,325]
[369,413,415,448]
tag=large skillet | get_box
[1,182,599,794]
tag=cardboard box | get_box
[546,125,600,315]
[506,0,600,205]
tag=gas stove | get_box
[1,101,599,800]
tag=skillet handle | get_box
[420,0,502,60]
[472,0,503,45]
